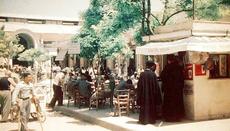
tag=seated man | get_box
[74,73,92,99]
[125,79,135,91]
[113,76,126,97]
[116,76,126,90]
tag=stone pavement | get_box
[54,103,230,131]
[0,108,109,131]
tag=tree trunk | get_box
[6,57,10,70]
[34,61,38,84]
[162,0,169,25]
[142,0,146,35]
[146,0,151,34]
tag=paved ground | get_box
[55,105,230,131]
[0,109,110,131]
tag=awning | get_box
[136,37,230,55]
[55,49,67,61]
[45,41,80,55]
[67,44,80,54]
[45,48,57,56]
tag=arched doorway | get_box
[13,33,34,67]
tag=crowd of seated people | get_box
[64,66,139,108]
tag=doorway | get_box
[13,33,34,67]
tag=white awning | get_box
[67,44,80,54]
[44,42,80,55]
[68,48,80,54]
[136,37,230,55]
[45,48,57,56]
[55,49,67,61]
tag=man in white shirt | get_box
[48,70,65,108]
[12,72,35,131]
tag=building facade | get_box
[0,0,89,67]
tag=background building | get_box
[0,0,90,67]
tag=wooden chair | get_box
[129,89,137,112]
[89,84,107,110]
[75,88,90,108]
[66,82,78,107]
[114,89,130,116]
[67,85,89,108]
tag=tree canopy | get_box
[73,0,142,62]
[144,0,230,34]
[74,0,230,63]
[17,48,50,62]
[0,26,24,68]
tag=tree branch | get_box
[163,9,193,25]
[150,14,161,25]
[142,0,146,35]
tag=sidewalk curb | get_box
[54,106,132,131]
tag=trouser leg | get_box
[49,85,58,107]
[0,94,3,117]
[19,99,30,131]
[0,91,11,121]
[57,86,63,106]
[110,90,114,108]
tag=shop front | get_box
[136,21,230,120]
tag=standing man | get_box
[48,70,65,108]
[137,61,159,125]
[12,72,36,131]
[160,55,185,122]
[0,70,16,122]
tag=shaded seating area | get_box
[66,75,139,116]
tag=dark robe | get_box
[137,69,159,124]
[160,63,184,122]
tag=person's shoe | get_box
[46,104,54,109]
[137,121,147,125]
[165,117,180,122]
[138,121,156,125]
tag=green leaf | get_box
[17,48,50,62]
[73,0,142,62]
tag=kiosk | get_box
[136,20,230,120]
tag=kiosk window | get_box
[209,54,229,78]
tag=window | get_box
[43,41,53,44]
[62,21,79,26]
[0,17,7,22]
[208,54,229,78]
[27,19,45,24]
